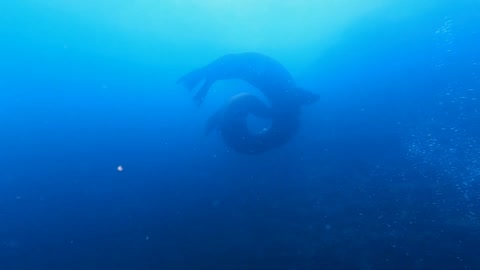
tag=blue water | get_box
[1,1,479,269]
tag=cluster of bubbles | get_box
[433,17,454,70]
[406,17,479,226]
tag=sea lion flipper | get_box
[193,79,213,105]
[205,106,226,136]
[293,87,320,105]
[177,68,205,91]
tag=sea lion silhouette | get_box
[177,52,319,154]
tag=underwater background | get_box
[1,1,479,269]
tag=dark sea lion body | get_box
[213,93,303,154]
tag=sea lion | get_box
[178,52,319,154]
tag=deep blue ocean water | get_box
[1,1,479,269]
